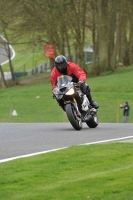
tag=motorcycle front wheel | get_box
[65,104,82,130]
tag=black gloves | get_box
[52,88,57,99]
[78,80,84,86]
[78,81,87,94]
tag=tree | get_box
[0,0,133,81]
[0,0,20,86]
[8,0,89,67]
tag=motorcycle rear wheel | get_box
[86,114,98,128]
[65,104,82,130]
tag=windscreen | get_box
[56,75,72,88]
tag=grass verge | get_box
[0,67,133,123]
[0,143,133,200]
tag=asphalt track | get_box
[0,123,133,162]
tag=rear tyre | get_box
[65,104,82,130]
[86,114,98,128]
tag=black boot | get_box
[86,93,99,109]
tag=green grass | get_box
[0,66,133,123]
[0,143,133,200]
[3,44,47,72]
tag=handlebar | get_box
[74,83,80,87]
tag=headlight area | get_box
[66,87,75,95]
[55,94,63,99]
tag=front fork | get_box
[64,97,81,117]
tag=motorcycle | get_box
[53,75,98,130]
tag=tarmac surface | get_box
[0,123,133,162]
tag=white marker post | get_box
[12,110,18,116]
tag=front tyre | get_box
[65,104,82,130]
[86,114,98,128]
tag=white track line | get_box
[0,136,133,163]
[0,35,16,66]
[0,147,67,163]
[79,135,133,145]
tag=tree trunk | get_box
[110,11,122,69]
[0,65,7,89]
[108,1,116,71]
[49,58,54,70]
[97,0,109,72]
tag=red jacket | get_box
[50,62,86,90]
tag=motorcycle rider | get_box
[50,55,99,112]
